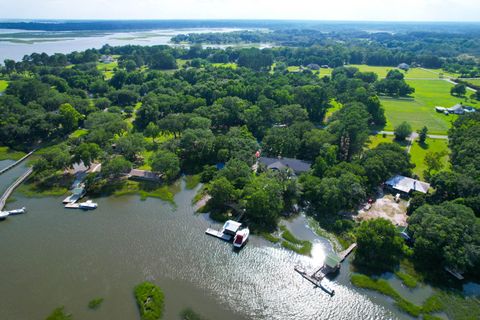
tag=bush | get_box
[134,282,165,320]
[88,298,104,310]
[394,121,412,141]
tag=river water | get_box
[0,168,419,320]
[0,28,273,62]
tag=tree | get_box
[450,83,466,96]
[144,122,160,143]
[150,51,177,70]
[150,150,180,180]
[417,126,428,144]
[424,151,447,178]
[408,202,480,273]
[262,127,300,158]
[58,103,82,133]
[243,175,284,229]
[394,121,412,141]
[354,218,404,270]
[216,158,252,189]
[208,177,239,210]
[72,143,101,167]
[115,133,146,161]
[328,102,371,160]
[102,155,132,179]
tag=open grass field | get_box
[410,138,450,179]
[96,61,118,79]
[349,65,459,79]
[0,79,8,92]
[324,99,343,122]
[286,65,332,77]
[465,78,480,86]
[380,80,474,134]
[0,146,26,161]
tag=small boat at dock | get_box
[78,200,98,210]
[233,228,250,248]
[7,207,26,215]
[0,211,9,220]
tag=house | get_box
[385,175,430,196]
[397,63,410,71]
[306,63,321,70]
[447,104,465,115]
[99,55,115,64]
[321,65,330,69]
[127,169,162,182]
[435,106,446,113]
[259,157,311,175]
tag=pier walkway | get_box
[0,168,33,211]
[0,150,36,175]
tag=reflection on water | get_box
[0,181,414,319]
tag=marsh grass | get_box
[279,225,312,256]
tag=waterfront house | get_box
[127,169,162,182]
[258,157,311,175]
[385,175,430,196]
[99,55,115,63]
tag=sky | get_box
[0,0,480,22]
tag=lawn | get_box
[410,138,450,179]
[0,79,8,92]
[349,65,458,79]
[0,146,26,161]
[324,99,343,122]
[69,129,88,139]
[286,65,332,77]
[380,79,473,134]
[96,61,118,80]
[212,62,238,69]
[465,78,480,86]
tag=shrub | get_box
[134,282,165,320]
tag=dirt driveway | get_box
[355,194,409,227]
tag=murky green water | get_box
[0,172,452,320]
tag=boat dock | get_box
[0,168,33,211]
[294,243,357,296]
[205,228,233,241]
[65,203,81,209]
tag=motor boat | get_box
[233,228,249,248]
[78,200,98,210]
[0,211,9,220]
[7,207,26,215]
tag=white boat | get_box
[79,200,98,210]
[7,207,26,215]
[0,211,9,220]
[233,228,250,248]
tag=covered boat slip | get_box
[205,220,242,242]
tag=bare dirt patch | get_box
[356,194,409,227]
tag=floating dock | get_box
[64,203,81,209]
[205,228,233,241]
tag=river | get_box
[0,28,273,62]
[0,166,426,320]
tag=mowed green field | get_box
[0,79,8,92]
[465,79,480,86]
[380,80,473,134]
[349,65,459,79]
[96,61,118,79]
[410,138,450,179]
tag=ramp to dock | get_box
[0,168,33,211]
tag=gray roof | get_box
[385,175,430,194]
[259,157,311,174]
[128,169,161,180]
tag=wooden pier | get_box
[0,168,33,211]
[0,149,36,175]
[294,243,357,296]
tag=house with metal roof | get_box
[259,157,311,175]
[385,175,430,196]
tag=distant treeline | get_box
[172,29,480,71]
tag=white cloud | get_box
[0,0,479,21]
